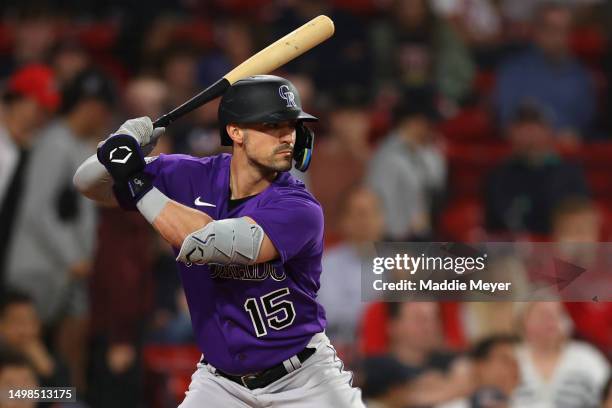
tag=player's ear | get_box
[226,124,244,144]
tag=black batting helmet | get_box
[218,75,317,171]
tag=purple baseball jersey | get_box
[144,153,327,375]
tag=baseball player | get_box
[74,75,364,407]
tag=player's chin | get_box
[271,157,293,172]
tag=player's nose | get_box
[278,126,296,145]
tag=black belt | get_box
[202,347,316,390]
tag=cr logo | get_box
[109,146,133,164]
[278,85,297,108]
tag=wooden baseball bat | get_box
[153,15,335,128]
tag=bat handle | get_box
[152,78,231,129]
[153,115,171,128]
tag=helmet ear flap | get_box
[294,122,314,172]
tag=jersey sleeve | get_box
[245,191,324,263]
[143,154,174,195]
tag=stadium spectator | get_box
[318,185,384,360]
[85,72,171,408]
[367,90,446,241]
[158,45,225,159]
[272,1,373,94]
[359,355,421,408]
[0,64,59,292]
[51,40,91,87]
[513,301,609,407]
[548,198,612,357]
[309,87,372,238]
[5,68,113,322]
[370,0,475,105]
[124,76,168,121]
[440,335,520,408]
[88,208,156,408]
[431,0,502,47]
[484,103,589,235]
[0,291,68,387]
[147,288,194,344]
[170,93,223,158]
[86,77,163,407]
[160,45,200,110]
[385,302,472,406]
[494,2,596,139]
[8,7,57,71]
[4,68,115,391]
[122,76,178,159]
[0,348,38,408]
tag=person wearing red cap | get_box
[3,68,116,393]
[0,64,59,290]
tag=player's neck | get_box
[229,154,277,200]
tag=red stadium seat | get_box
[358,301,465,356]
[0,24,13,54]
[77,22,119,51]
[561,143,612,198]
[332,0,379,15]
[439,198,485,242]
[474,70,496,98]
[213,0,274,15]
[439,107,495,142]
[173,20,214,50]
[570,27,607,66]
[596,200,612,240]
[446,141,510,199]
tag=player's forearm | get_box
[137,189,213,248]
[73,154,118,207]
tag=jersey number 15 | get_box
[244,288,296,337]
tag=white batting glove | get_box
[99,117,165,156]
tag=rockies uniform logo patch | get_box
[279,85,297,108]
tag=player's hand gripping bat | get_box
[152,15,335,129]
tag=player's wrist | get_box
[111,172,169,222]
[135,184,170,224]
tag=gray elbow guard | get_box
[176,217,264,266]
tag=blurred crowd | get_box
[1,0,612,407]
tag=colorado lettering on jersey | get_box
[210,263,286,282]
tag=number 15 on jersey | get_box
[244,288,296,337]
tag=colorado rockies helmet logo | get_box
[278,85,297,108]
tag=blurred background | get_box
[1,0,612,407]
